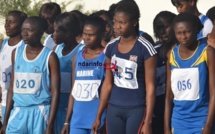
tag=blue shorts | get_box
[54,107,67,134]
[70,127,94,134]
[6,104,50,134]
[1,106,6,123]
[172,127,203,134]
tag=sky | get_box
[1,0,215,40]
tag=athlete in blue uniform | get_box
[92,1,157,134]
[52,12,84,134]
[171,0,213,39]
[0,10,27,123]
[164,13,215,134]
[61,16,106,134]
[0,16,60,134]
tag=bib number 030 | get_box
[72,80,101,101]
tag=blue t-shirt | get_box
[105,36,157,107]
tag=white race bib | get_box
[72,80,101,101]
[171,68,200,100]
[0,65,12,89]
[60,72,71,93]
[112,55,138,89]
[14,72,42,94]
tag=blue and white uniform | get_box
[0,39,23,122]
[70,48,106,134]
[6,44,52,134]
[105,36,157,134]
[197,14,213,39]
[54,43,84,134]
[169,38,214,133]
[44,34,56,50]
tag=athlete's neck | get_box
[120,34,138,46]
[8,34,22,46]
[64,37,78,51]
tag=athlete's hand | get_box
[202,125,211,134]
[91,118,101,134]
[61,125,70,134]
[0,124,7,134]
[164,130,172,134]
[140,123,152,134]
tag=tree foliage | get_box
[0,0,77,17]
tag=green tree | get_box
[0,0,77,17]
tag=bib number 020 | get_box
[16,79,35,89]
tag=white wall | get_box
[1,0,215,39]
[62,0,215,39]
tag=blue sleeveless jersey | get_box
[13,44,52,107]
[55,43,84,108]
[105,36,157,107]
[170,38,209,128]
[70,49,106,129]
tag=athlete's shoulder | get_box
[107,36,120,46]
[137,36,157,55]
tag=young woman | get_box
[0,10,27,123]
[69,10,88,44]
[171,0,213,39]
[152,11,176,134]
[92,1,157,134]
[0,16,60,134]
[39,2,61,49]
[91,10,113,47]
[206,6,215,48]
[52,12,84,134]
[61,16,106,134]
[164,12,215,134]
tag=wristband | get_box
[64,123,70,125]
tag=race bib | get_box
[0,65,12,89]
[14,72,42,94]
[111,55,138,89]
[60,72,71,93]
[171,68,199,100]
[72,80,101,101]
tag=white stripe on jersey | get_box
[104,37,120,54]
[107,36,120,46]
[138,36,157,56]
[154,43,162,49]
